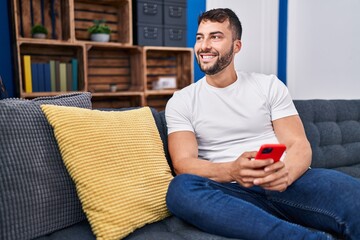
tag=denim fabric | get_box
[166,169,360,240]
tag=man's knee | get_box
[166,174,206,212]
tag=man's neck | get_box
[205,67,238,88]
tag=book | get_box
[43,63,52,92]
[23,55,32,93]
[37,63,45,92]
[66,63,72,91]
[49,60,56,91]
[55,61,61,91]
[31,63,38,92]
[59,62,67,91]
[71,58,78,91]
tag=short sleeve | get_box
[268,76,298,121]
[165,91,194,134]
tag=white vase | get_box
[91,33,110,42]
[32,33,46,39]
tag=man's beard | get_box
[196,43,234,75]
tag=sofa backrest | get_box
[160,100,360,178]
[294,100,360,177]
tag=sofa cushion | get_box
[41,105,173,240]
[34,217,241,240]
[294,100,360,178]
[0,93,91,240]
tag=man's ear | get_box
[234,40,242,53]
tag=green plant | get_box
[31,24,48,35]
[88,19,111,34]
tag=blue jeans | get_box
[166,169,360,240]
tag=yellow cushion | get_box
[41,105,173,240]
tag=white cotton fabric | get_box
[165,71,298,163]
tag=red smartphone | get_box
[255,144,286,162]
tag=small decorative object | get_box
[88,19,111,42]
[110,83,117,92]
[31,24,48,39]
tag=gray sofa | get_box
[1,94,359,240]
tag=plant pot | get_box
[91,33,110,42]
[32,33,47,39]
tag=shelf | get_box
[145,89,177,96]
[91,91,143,97]
[143,46,193,92]
[11,0,193,110]
[91,94,144,109]
[145,94,173,112]
[18,42,85,97]
[74,0,132,45]
[86,45,142,93]
[13,0,71,41]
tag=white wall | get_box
[207,0,360,99]
[206,0,279,75]
[287,0,360,99]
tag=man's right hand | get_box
[229,151,274,188]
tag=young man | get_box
[165,8,360,240]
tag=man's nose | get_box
[200,38,211,51]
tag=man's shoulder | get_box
[238,71,278,82]
[238,71,284,90]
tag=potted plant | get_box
[31,24,48,39]
[88,19,111,42]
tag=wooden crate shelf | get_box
[86,45,142,93]
[74,0,132,45]
[13,0,71,41]
[11,0,194,110]
[18,42,85,97]
[145,94,173,112]
[91,94,143,109]
[143,46,193,91]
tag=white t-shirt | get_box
[165,71,298,163]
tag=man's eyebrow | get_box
[209,31,224,35]
[196,31,224,36]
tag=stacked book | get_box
[23,55,78,93]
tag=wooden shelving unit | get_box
[11,0,193,110]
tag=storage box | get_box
[164,25,187,47]
[164,1,187,26]
[135,0,163,24]
[136,24,163,46]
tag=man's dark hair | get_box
[198,8,242,41]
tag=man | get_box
[165,8,360,240]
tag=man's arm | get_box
[168,131,274,186]
[253,115,312,191]
[273,115,312,184]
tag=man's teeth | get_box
[202,55,214,59]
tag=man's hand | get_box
[230,151,289,192]
[253,161,289,192]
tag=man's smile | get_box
[199,53,217,63]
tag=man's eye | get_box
[212,35,221,40]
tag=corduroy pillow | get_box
[41,105,173,240]
[0,93,92,240]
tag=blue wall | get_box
[0,0,15,97]
[187,0,206,82]
[277,0,288,84]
